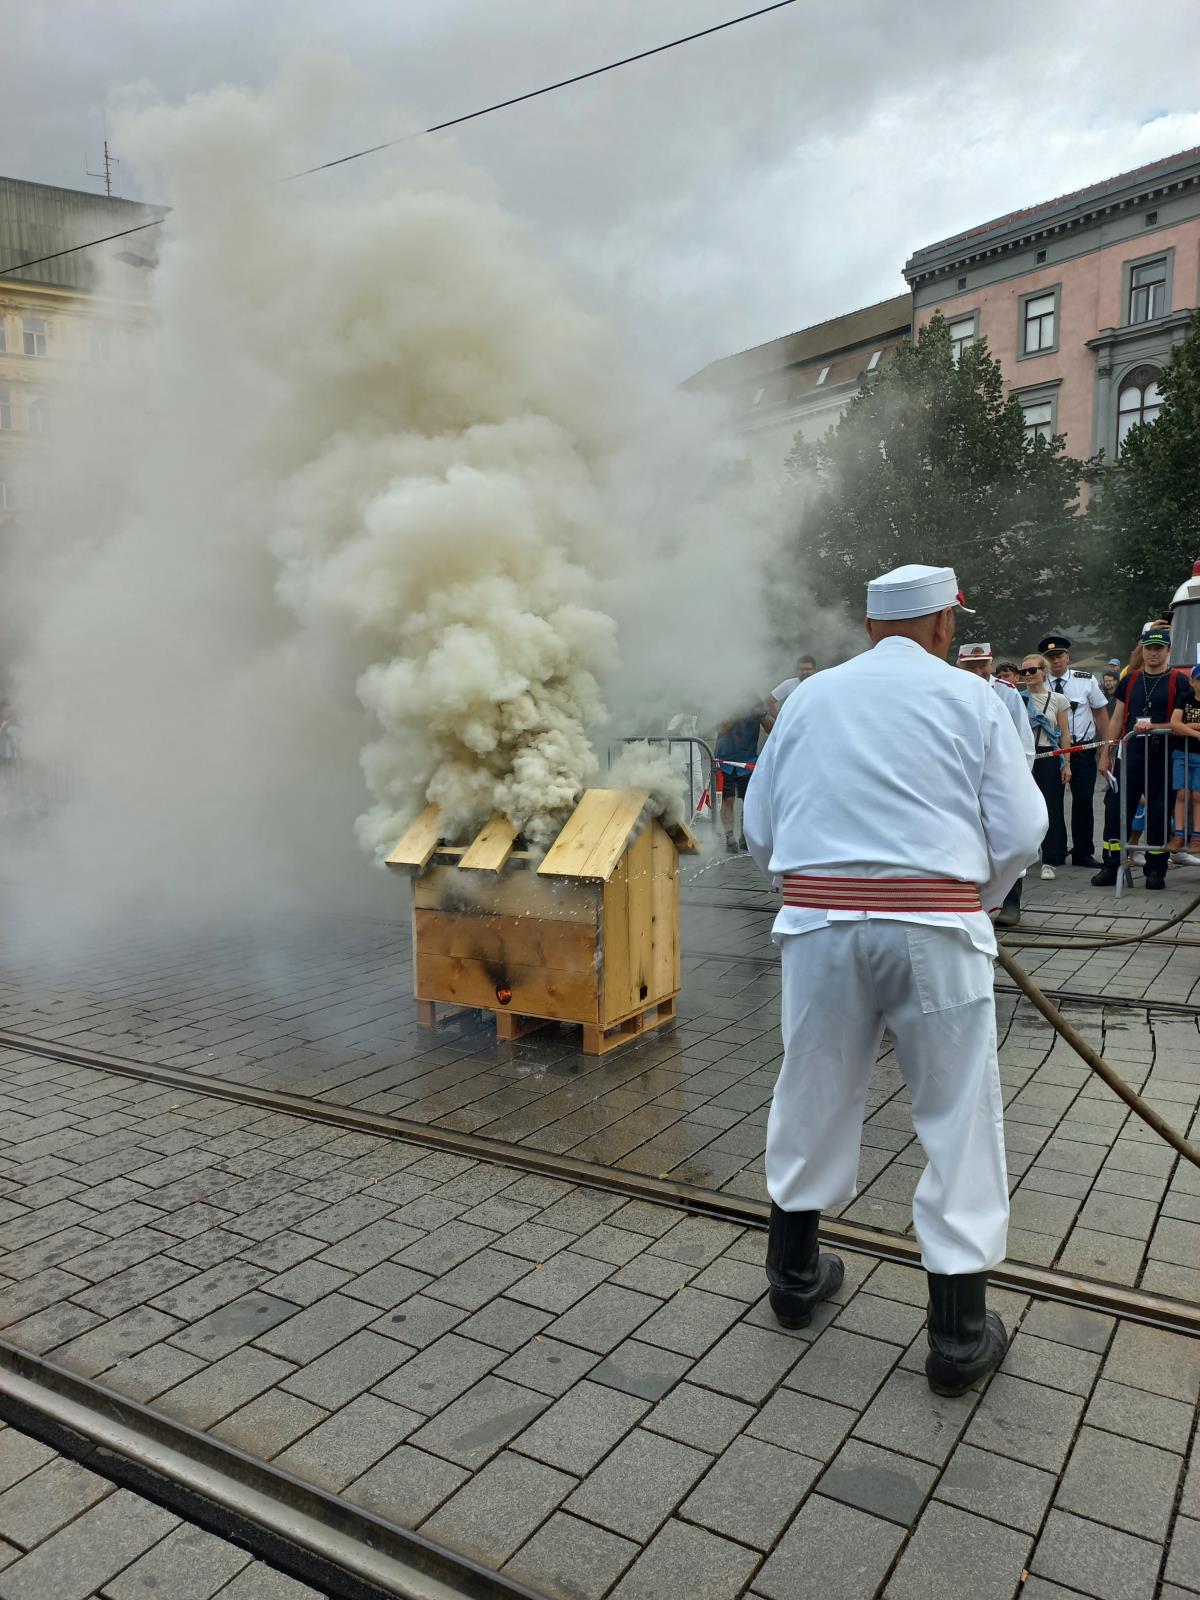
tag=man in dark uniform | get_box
[1092,625,1194,890]
[1038,634,1109,867]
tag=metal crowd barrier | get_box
[1113,725,1195,900]
[608,736,722,840]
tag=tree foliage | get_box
[1085,309,1200,647]
[785,313,1090,652]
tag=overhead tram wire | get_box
[0,0,799,279]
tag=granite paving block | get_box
[608,1254,697,1299]
[420,1248,533,1311]
[374,1333,501,1415]
[786,1327,898,1410]
[71,1255,196,1319]
[1085,1378,1195,1453]
[254,1292,380,1364]
[1017,1300,1114,1354]
[1056,1226,1145,1284]
[102,1520,251,1600]
[962,1373,1082,1472]
[370,1294,465,1349]
[884,1501,1032,1600]
[0,1269,90,1329]
[587,1338,691,1402]
[647,1216,744,1268]
[819,1436,935,1527]
[569,1224,650,1267]
[1055,1425,1181,1542]
[538,1190,625,1235]
[155,1348,295,1430]
[421,1451,575,1568]
[317,1220,423,1273]
[566,1428,709,1542]
[1031,1509,1162,1600]
[411,1377,550,1471]
[53,1306,181,1379]
[262,1260,352,1307]
[2,1302,102,1355]
[493,1223,576,1263]
[543,1283,660,1356]
[935,1442,1055,1534]
[0,1488,176,1600]
[641,1383,753,1454]
[211,1389,328,1459]
[688,1433,822,1548]
[0,1456,112,1547]
[236,1232,324,1273]
[1163,1516,1200,1592]
[201,1563,324,1599]
[689,1323,803,1405]
[97,1342,207,1402]
[393,1221,498,1276]
[1103,1320,1200,1404]
[504,1512,637,1600]
[274,1393,422,1490]
[166,1227,247,1269]
[635,1287,745,1358]
[834,1293,925,1347]
[756,1494,905,1600]
[337,1261,429,1311]
[281,1328,411,1409]
[686,1255,767,1303]
[456,1298,554,1353]
[0,1436,52,1497]
[511,1380,648,1475]
[294,1194,394,1243]
[999,1332,1101,1396]
[495,1336,598,1397]
[504,1251,614,1315]
[854,1368,977,1466]
[343,1445,469,1527]
[747,1385,857,1462]
[608,1517,758,1600]
[167,1292,297,1360]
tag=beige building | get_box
[0,177,159,524]
[684,294,911,476]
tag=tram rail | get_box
[0,1023,1196,1337]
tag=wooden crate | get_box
[387,789,696,1055]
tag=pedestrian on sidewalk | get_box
[1168,662,1200,866]
[957,643,1035,926]
[744,563,1045,1396]
[1018,654,1072,881]
[1038,635,1109,867]
[714,707,767,854]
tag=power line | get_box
[0,0,797,278]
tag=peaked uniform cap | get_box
[866,564,975,621]
[957,642,993,662]
[1038,635,1071,654]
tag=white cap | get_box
[957,641,992,662]
[866,564,975,621]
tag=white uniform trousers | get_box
[766,919,1008,1274]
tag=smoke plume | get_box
[6,61,788,927]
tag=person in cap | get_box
[1168,663,1200,866]
[1036,634,1110,867]
[1093,624,1194,889]
[958,643,1036,926]
[744,564,1045,1395]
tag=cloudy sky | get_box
[6,0,1200,378]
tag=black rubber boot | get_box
[993,876,1021,930]
[925,1272,1007,1397]
[1091,857,1119,886]
[766,1204,844,1330]
[1144,852,1168,889]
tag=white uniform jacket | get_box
[991,676,1036,769]
[744,635,1047,955]
[1049,668,1108,744]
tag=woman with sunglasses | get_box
[1019,655,1072,879]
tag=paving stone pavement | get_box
[1,1057,1198,1599]
[1,859,1198,1289]
[0,1422,326,1599]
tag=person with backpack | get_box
[1092,623,1194,890]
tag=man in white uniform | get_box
[744,564,1046,1395]
[957,642,1036,929]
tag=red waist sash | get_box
[780,874,983,913]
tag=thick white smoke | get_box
[7,61,791,926]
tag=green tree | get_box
[1085,309,1200,647]
[784,313,1091,652]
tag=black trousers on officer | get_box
[1066,748,1098,862]
[1100,741,1171,873]
[1033,755,1067,865]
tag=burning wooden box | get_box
[387,788,697,1055]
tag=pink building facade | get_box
[904,147,1200,463]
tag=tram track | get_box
[1,1023,1196,1337]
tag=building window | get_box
[1128,258,1167,324]
[1021,399,1054,442]
[1023,292,1056,353]
[22,318,47,357]
[1035,249,1047,265]
[0,391,11,431]
[956,276,967,290]
[815,366,830,386]
[27,394,49,434]
[1117,366,1163,453]
[948,316,976,363]
[1145,210,1158,227]
[866,349,882,372]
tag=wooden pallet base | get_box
[415,996,677,1056]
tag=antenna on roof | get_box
[85,140,119,198]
